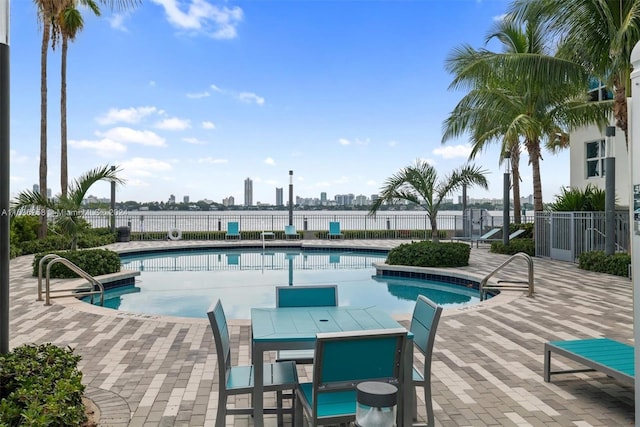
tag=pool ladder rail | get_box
[37,254,105,306]
[479,252,534,301]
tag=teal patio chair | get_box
[225,221,240,240]
[410,295,443,426]
[294,328,407,427]
[285,225,300,240]
[275,285,339,365]
[328,221,344,239]
[208,300,297,427]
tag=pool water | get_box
[93,249,481,319]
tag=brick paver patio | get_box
[7,240,635,426]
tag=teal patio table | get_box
[251,306,413,427]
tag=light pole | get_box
[288,170,293,226]
[0,0,9,354]
[503,152,511,246]
[604,126,616,256]
[110,165,116,233]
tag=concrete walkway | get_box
[7,240,635,426]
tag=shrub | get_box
[0,343,86,426]
[32,248,121,278]
[578,251,631,277]
[490,238,535,256]
[386,241,470,267]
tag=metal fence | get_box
[534,211,630,262]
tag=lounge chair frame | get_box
[543,338,634,386]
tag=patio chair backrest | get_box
[207,300,231,387]
[276,285,338,308]
[329,222,341,235]
[410,295,442,358]
[479,228,501,239]
[509,229,526,240]
[227,222,239,235]
[313,329,406,390]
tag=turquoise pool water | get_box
[93,248,481,319]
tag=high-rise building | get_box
[223,196,235,206]
[183,195,189,204]
[320,192,327,205]
[276,187,283,206]
[244,177,253,206]
[168,194,176,204]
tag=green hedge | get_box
[32,248,121,278]
[0,344,86,426]
[12,228,116,258]
[578,251,631,277]
[490,238,535,256]
[386,241,471,267]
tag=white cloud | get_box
[69,139,127,157]
[264,157,276,166]
[432,144,472,159]
[388,140,398,147]
[493,13,507,22]
[150,0,243,39]
[149,81,156,87]
[154,117,191,131]
[186,91,210,99]
[197,157,228,164]
[202,120,216,129]
[108,13,129,32]
[97,127,167,146]
[418,157,437,166]
[210,84,223,92]
[237,92,265,105]
[366,180,377,186]
[9,149,31,164]
[120,157,173,177]
[338,138,351,146]
[182,137,206,145]
[97,106,157,125]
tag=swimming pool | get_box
[90,248,482,318]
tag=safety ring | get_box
[168,228,182,241]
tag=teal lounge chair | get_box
[225,221,240,240]
[328,221,344,239]
[285,225,300,240]
[294,328,407,427]
[452,228,501,247]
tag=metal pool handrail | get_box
[479,252,534,301]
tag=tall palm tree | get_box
[369,161,489,242]
[35,0,58,238]
[34,0,139,238]
[12,165,124,250]
[56,0,100,198]
[443,14,611,212]
[510,0,640,148]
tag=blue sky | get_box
[9,0,571,205]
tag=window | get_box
[587,78,613,102]
[586,139,606,178]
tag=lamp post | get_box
[288,170,293,226]
[461,183,467,237]
[110,165,116,233]
[0,0,9,354]
[503,153,511,246]
[604,126,616,256]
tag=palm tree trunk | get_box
[61,36,68,198]
[39,20,50,239]
[526,138,544,212]
[430,215,439,243]
[612,75,628,150]
[511,145,522,224]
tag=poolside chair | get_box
[275,285,339,365]
[285,225,300,240]
[208,300,298,427]
[409,295,443,426]
[328,221,344,239]
[225,221,241,240]
[451,227,501,247]
[294,328,407,427]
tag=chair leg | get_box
[215,394,227,427]
[413,385,418,421]
[424,383,434,427]
[294,391,304,427]
[277,390,284,426]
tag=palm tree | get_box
[56,0,100,197]
[442,14,611,212]
[510,0,640,148]
[369,161,489,242]
[12,165,124,250]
